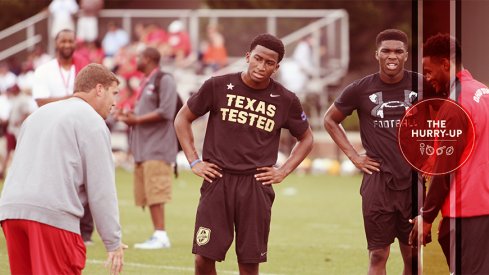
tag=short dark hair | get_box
[55,29,75,41]
[249,33,285,62]
[376,29,408,48]
[142,47,161,65]
[423,33,461,62]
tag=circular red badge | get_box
[398,98,475,175]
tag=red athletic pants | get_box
[1,219,86,275]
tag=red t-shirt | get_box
[168,32,191,57]
[73,52,90,75]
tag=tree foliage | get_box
[0,0,50,31]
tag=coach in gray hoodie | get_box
[0,63,125,275]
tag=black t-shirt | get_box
[187,72,309,172]
[335,70,421,190]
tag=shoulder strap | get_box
[153,70,166,107]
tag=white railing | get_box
[0,10,49,60]
[0,10,48,41]
[0,35,42,61]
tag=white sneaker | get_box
[134,235,171,249]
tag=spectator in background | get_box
[77,40,105,64]
[291,35,322,120]
[102,21,130,57]
[33,29,89,107]
[48,0,79,39]
[115,78,139,114]
[28,45,51,69]
[293,35,317,78]
[0,62,17,94]
[166,20,191,67]
[6,84,34,140]
[280,35,317,97]
[109,23,148,86]
[16,62,35,93]
[201,22,228,72]
[133,23,150,52]
[76,0,103,43]
[0,85,37,179]
[280,35,323,128]
[145,23,167,49]
[118,47,178,249]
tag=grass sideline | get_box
[0,169,447,274]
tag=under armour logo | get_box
[369,90,417,118]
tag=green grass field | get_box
[0,170,447,274]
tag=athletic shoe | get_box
[134,235,171,249]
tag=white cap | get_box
[168,20,184,33]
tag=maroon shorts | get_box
[1,219,86,275]
[360,172,413,250]
[192,172,275,263]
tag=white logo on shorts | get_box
[196,227,211,246]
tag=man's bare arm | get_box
[174,104,222,182]
[323,104,380,174]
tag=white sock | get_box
[153,230,168,239]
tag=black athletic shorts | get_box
[438,215,489,274]
[192,172,275,263]
[360,172,413,250]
